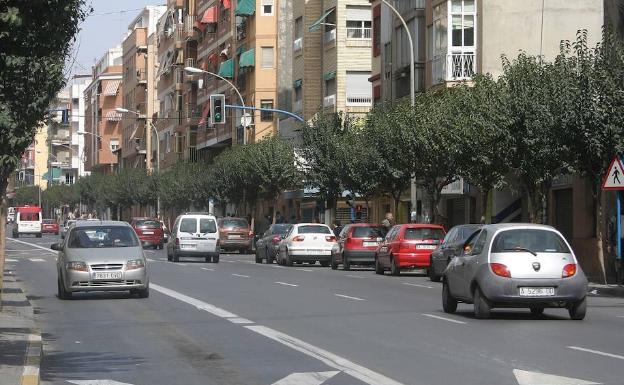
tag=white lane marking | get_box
[567,346,624,360]
[201,267,215,271]
[247,325,405,385]
[232,273,250,278]
[273,265,287,269]
[224,260,237,263]
[6,238,57,254]
[29,334,42,342]
[237,260,254,264]
[228,317,254,324]
[151,283,239,318]
[275,281,299,287]
[334,294,365,301]
[67,380,135,385]
[295,268,314,272]
[22,365,39,376]
[403,282,433,289]
[145,250,155,253]
[146,258,156,262]
[28,258,46,262]
[513,369,600,385]
[422,313,467,325]
[617,315,624,318]
[5,259,18,262]
[345,274,366,279]
[272,371,340,385]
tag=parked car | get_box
[429,224,482,282]
[217,217,253,253]
[42,219,60,235]
[61,219,76,239]
[12,206,42,238]
[375,224,446,276]
[331,224,385,270]
[255,224,293,264]
[52,220,149,299]
[442,223,588,320]
[130,217,165,249]
[277,223,337,266]
[167,213,220,263]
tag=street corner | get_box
[1,271,42,385]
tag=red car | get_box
[331,223,385,270]
[375,224,446,276]
[42,219,59,235]
[130,217,165,249]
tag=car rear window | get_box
[460,226,481,240]
[220,218,248,228]
[492,229,570,253]
[43,219,55,224]
[298,225,331,234]
[352,226,385,238]
[404,227,445,240]
[179,218,197,233]
[200,218,217,233]
[271,224,292,235]
[135,219,160,228]
[68,226,139,248]
[19,212,40,221]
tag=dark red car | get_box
[375,224,446,276]
[331,223,385,270]
[42,219,59,235]
[130,217,165,249]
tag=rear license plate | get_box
[92,272,122,280]
[363,241,378,247]
[307,250,328,255]
[229,235,242,239]
[143,231,154,235]
[180,244,196,250]
[416,245,437,249]
[519,287,555,297]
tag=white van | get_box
[13,208,42,238]
[167,213,220,263]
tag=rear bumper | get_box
[139,237,162,246]
[42,227,59,233]
[289,248,332,261]
[395,252,431,268]
[343,250,376,263]
[220,239,252,249]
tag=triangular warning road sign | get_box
[602,156,624,190]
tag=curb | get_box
[588,284,624,298]
[21,331,42,385]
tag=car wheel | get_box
[375,257,384,275]
[390,256,400,276]
[206,256,212,263]
[136,286,150,298]
[57,277,71,300]
[568,297,586,320]
[55,232,59,236]
[331,255,338,270]
[530,307,545,316]
[428,259,441,282]
[473,287,491,319]
[286,252,293,267]
[442,280,457,313]
[343,256,351,271]
[212,254,220,263]
[320,261,329,267]
[255,252,262,263]
[36,233,42,238]
[173,252,179,263]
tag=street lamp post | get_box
[183,67,249,144]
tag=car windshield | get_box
[43,219,55,224]
[404,227,445,240]
[352,226,385,238]
[67,226,139,248]
[135,219,160,228]
[492,229,570,253]
[298,225,331,234]
[220,218,248,228]
[271,224,293,235]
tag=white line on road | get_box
[237,260,254,264]
[247,325,405,385]
[6,238,56,254]
[201,267,215,271]
[151,283,239,318]
[224,260,237,263]
[345,274,366,279]
[273,265,287,269]
[272,371,340,385]
[334,294,365,301]
[5,259,18,263]
[28,258,46,262]
[422,313,467,324]
[295,268,314,272]
[403,283,433,289]
[567,346,624,360]
[228,317,254,324]
[275,282,299,287]
[232,273,250,278]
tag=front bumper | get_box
[64,268,148,292]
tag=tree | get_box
[14,185,39,206]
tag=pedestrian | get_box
[333,220,343,238]
[381,212,395,234]
[276,211,285,224]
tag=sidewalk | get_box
[0,269,42,385]
[588,282,624,298]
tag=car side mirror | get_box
[50,243,61,251]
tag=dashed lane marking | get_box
[201,267,215,271]
[5,259,18,263]
[403,282,433,289]
[28,258,46,262]
[232,273,250,278]
[422,313,466,324]
[334,294,366,301]
[567,346,624,360]
[345,274,366,279]
[275,281,299,287]
[295,268,314,272]
[228,317,254,324]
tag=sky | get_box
[67,0,166,77]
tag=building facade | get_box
[45,88,76,186]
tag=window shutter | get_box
[261,47,274,68]
[346,71,372,98]
[346,6,371,21]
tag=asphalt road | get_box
[4,233,624,385]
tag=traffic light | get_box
[210,94,226,125]
[18,170,25,181]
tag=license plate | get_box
[363,241,378,247]
[307,250,327,255]
[519,287,555,297]
[92,272,122,280]
[229,234,242,239]
[180,244,196,250]
[416,245,437,249]
[143,231,154,235]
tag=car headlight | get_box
[126,259,146,270]
[66,261,88,271]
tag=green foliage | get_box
[43,184,79,208]
[14,185,39,206]
[158,163,211,211]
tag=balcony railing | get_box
[185,57,196,69]
[323,94,336,107]
[175,23,185,44]
[324,29,336,44]
[346,95,372,107]
[432,52,475,84]
[236,18,247,41]
[185,16,196,39]
[50,130,71,143]
[293,37,303,52]
[346,28,371,39]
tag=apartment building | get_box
[45,88,76,186]
[19,123,49,190]
[83,47,123,173]
[121,6,166,170]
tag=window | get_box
[199,218,217,233]
[261,0,274,16]
[294,17,303,39]
[298,225,331,234]
[261,46,274,68]
[451,0,475,47]
[260,99,274,121]
[404,227,446,240]
[471,230,488,254]
[325,78,336,97]
[352,226,385,238]
[67,226,139,249]
[179,218,197,234]
[433,2,448,56]
[492,229,570,254]
[110,138,120,152]
[346,71,372,106]
[346,6,371,39]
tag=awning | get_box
[235,0,255,16]
[235,44,245,56]
[293,79,303,88]
[42,168,62,181]
[218,58,235,78]
[239,48,255,68]
[221,0,231,9]
[198,101,210,125]
[102,80,121,96]
[105,110,122,122]
[323,71,336,81]
[309,8,335,32]
[201,6,217,24]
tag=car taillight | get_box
[293,235,305,242]
[272,235,281,244]
[490,263,511,278]
[562,263,577,278]
[326,235,336,242]
[345,237,354,247]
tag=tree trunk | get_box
[594,185,607,283]
[392,192,401,221]
[525,185,543,224]
[0,170,9,310]
[480,188,490,224]
[364,199,370,223]
[272,196,278,225]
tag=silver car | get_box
[442,223,587,320]
[52,221,149,299]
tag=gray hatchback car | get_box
[442,223,587,320]
[52,221,149,299]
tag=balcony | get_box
[346,95,372,107]
[324,29,336,45]
[135,102,147,119]
[174,66,184,85]
[323,94,336,108]
[137,68,147,85]
[432,52,475,84]
[185,16,196,40]
[175,23,185,47]
[346,27,371,39]
[50,129,71,144]
[236,18,248,41]
[293,37,303,53]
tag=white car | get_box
[277,223,337,266]
[167,212,220,263]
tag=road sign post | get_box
[602,156,624,261]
